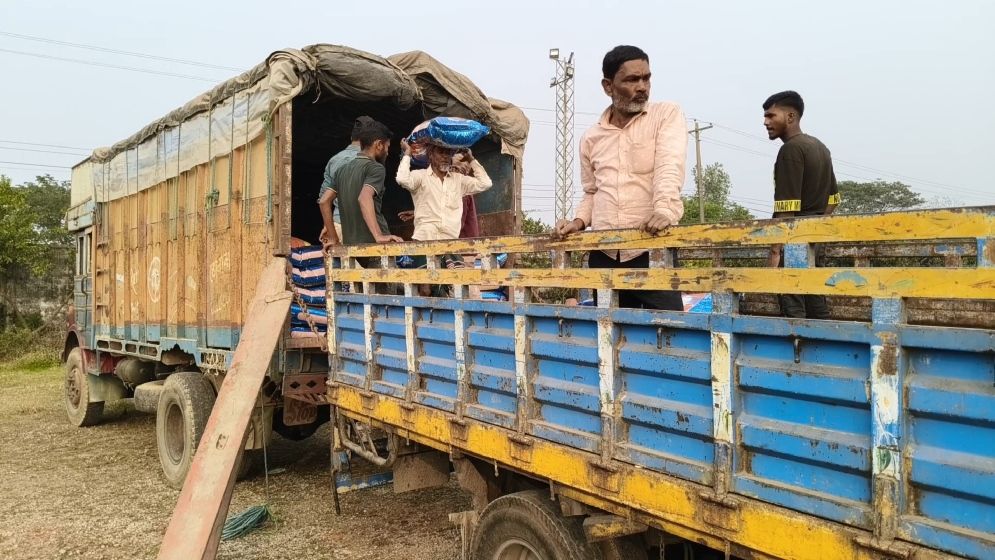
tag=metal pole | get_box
[689,119,713,223]
[550,49,575,223]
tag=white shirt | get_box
[396,155,493,240]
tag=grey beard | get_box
[613,98,646,115]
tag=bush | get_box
[0,327,62,367]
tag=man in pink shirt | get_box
[555,45,688,310]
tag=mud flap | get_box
[157,258,291,560]
[87,373,127,403]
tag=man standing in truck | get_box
[318,116,376,249]
[554,45,687,310]
[762,90,840,319]
[333,119,403,268]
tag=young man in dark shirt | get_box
[331,120,402,268]
[763,90,840,319]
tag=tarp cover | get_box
[85,44,528,196]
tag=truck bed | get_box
[324,207,995,559]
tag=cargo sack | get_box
[408,117,490,149]
[291,266,326,287]
[289,245,325,269]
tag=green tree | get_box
[835,180,924,214]
[522,214,551,235]
[0,176,42,274]
[19,174,71,245]
[680,163,754,225]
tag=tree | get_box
[19,174,71,245]
[0,174,73,331]
[835,180,924,215]
[0,176,42,274]
[521,214,551,235]
[680,163,754,225]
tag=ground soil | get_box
[0,365,469,560]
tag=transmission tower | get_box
[549,49,576,223]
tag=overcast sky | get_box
[1,0,992,225]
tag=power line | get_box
[0,47,218,82]
[0,160,71,168]
[0,139,91,151]
[0,166,70,174]
[698,118,992,198]
[521,105,602,117]
[0,30,242,72]
[0,146,90,156]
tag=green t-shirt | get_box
[332,154,389,245]
[773,133,841,216]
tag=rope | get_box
[220,399,274,540]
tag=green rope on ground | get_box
[221,505,270,541]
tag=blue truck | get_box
[323,208,995,559]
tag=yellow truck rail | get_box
[325,207,995,559]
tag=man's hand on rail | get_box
[553,218,585,240]
[640,212,672,235]
[375,234,404,243]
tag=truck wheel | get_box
[470,490,603,560]
[156,372,216,489]
[65,348,103,427]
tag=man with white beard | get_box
[554,45,688,310]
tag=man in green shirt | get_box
[318,115,375,248]
[763,90,840,319]
[331,120,402,267]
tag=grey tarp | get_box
[388,51,528,159]
[86,43,528,173]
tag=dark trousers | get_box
[779,294,830,319]
[777,253,830,319]
[588,251,684,311]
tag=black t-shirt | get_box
[332,155,389,245]
[773,133,840,216]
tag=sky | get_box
[1,0,993,225]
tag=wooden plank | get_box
[327,266,995,300]
[157,257,291,560]
[326,207,995,258]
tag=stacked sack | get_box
[288,245,328,338]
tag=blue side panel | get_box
[464,307,517,429]
[732,330,873,527]
[205,326,236,349]
[528,315,602,453]
[615,321,714,485]
[370,304,408,399]
[333,301,368,388]
[415,307,457,412]
[902,342,995,555]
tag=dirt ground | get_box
[0,364,470,560]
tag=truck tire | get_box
[65,348,103,427]
[156,372,216,489]
[470,490,603,560]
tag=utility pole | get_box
[549,48,576,223]
[690,119,714,223]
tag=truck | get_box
[319,209,995,559]
[64,43,995,560]
[63,43,527,488]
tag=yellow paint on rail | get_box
[330,384,920,560]
[327,267,995,299]
[326,207,995,258]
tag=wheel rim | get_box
[163,401,186,464]
[494,539,543,560]
[66,365,82,410]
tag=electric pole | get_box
[690,119,714,223]
[550,48,576,223]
